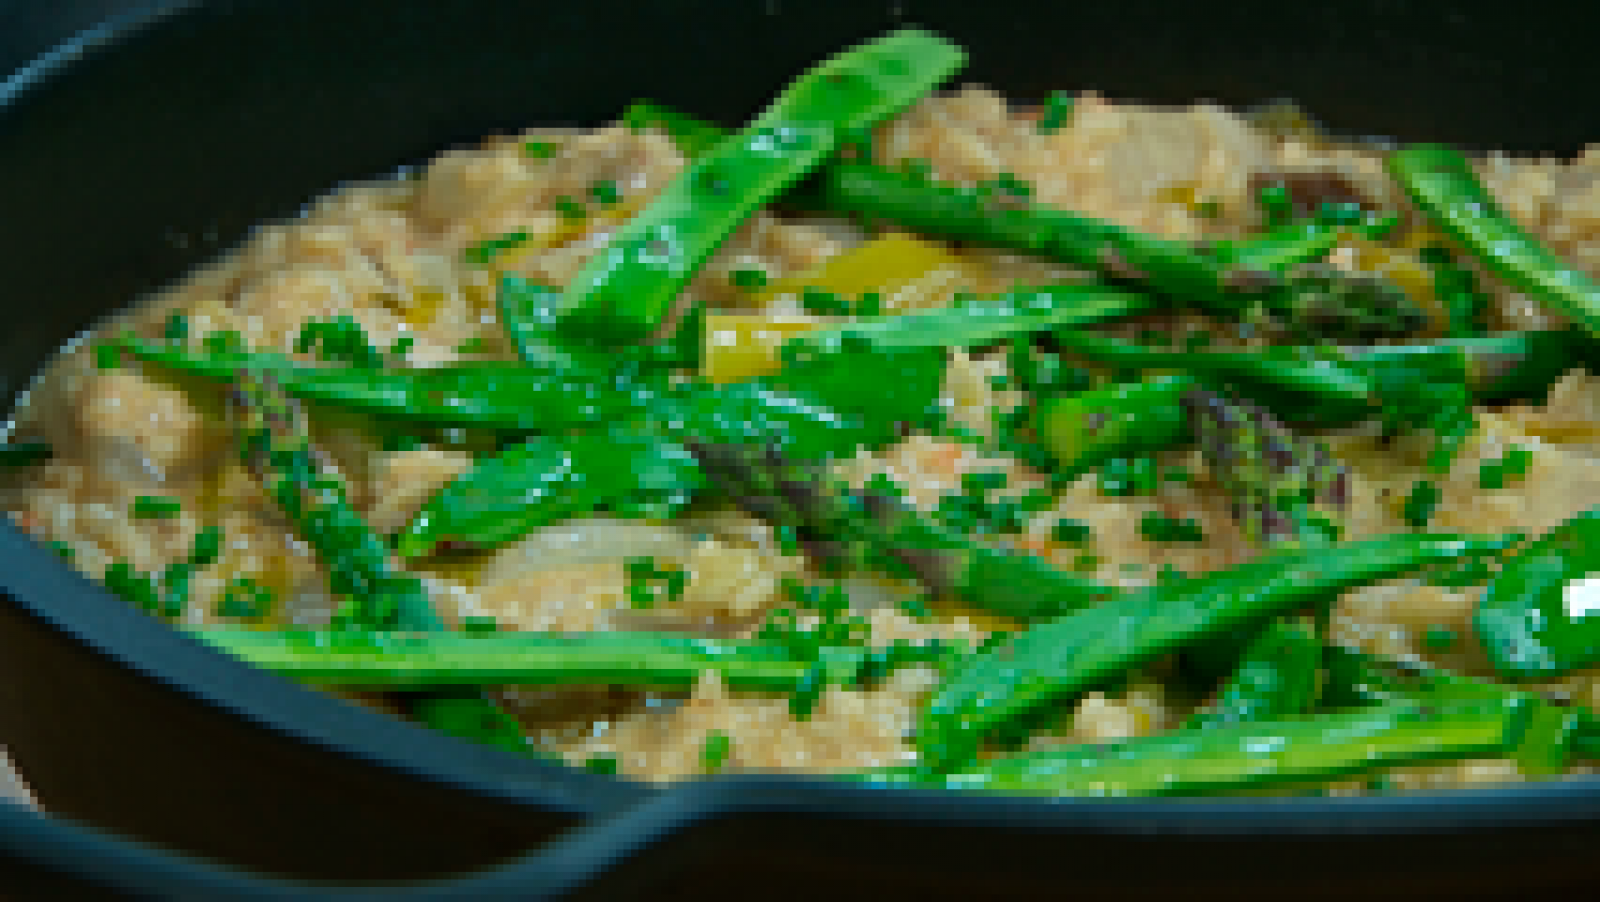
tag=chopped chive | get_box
[163,312,189,343]
[1037,90,1075,135]
[454,335,490,355]
[1423,624,1458,652]
[1138,511,1205,543]
[461,616,499,634]
[48,540,74,561]
[729,268,769,291]
[1051,518,1092,545]
[583,754,619,775]
[217,576,274,621]
[897,593,934,622]
[388,335,415,361]
[898,157,933,181]
[190,525,223,568]
[94,342,121,370]
[465,230,531,267]
[589,179,621,207]
[701,730,732,773]
[1072,553,1102,573]
[554,196,587,223]
[855,291,882,317]
[523,140,557,160]
[961,470,1007,496]
[1402,480,1441,529]
[202,330,245,354]
[132,496,182,519]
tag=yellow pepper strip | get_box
[1347,237,1444,336]
[761,232,976,314]
[703,314,831,383]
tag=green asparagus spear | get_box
[553,28,965,344]
[857,698,1527,796]
[686,440,1118,620]
[227,369,531,752]
[919,531,1522,770]
[1476,506,1600,680]
[1389,144,1600,342]
[1182,386,1349,547]
[794,163,1423,340]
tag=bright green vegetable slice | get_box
[553,28,966,344]
[857,698,1527,796]
[396,430,703,558]
[1476,506,1600,679]
[121,334,646,433]
[186,627,871,692]
[1182,619,1321,730]
[1389,144,1600,342]
[919,531,1522,770]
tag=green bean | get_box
[552,28,965,345]
[1476,506,1600,680]
[919,531,1522,770]
[396,429,703,558]
[1389,144,1600,342]
[857,698,1527,796]
[686,441,1118,620]
[1182,619,1321,730]
[0,440,51,468]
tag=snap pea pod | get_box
[228,369,532,753]
[919,531,1522,770]
[121,334,647,433]
[553,28,965,345]
[1181,618,1322,731]
[186,627,872,692]
[395,429,703,558]
[855,698,1527,796]
[686,440,1118,620]
[395,333,944,558]
[1476,505,1600,680]
[1389,144,1600,342]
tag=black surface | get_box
[3,1,1600,898]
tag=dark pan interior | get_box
[3,0,1600,897]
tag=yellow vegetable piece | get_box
[702,314,829,383]
[761,232,974,314]
[1348,237,1445,336]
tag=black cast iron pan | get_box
[3,1,1599,897]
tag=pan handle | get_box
[0,783,710,900]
